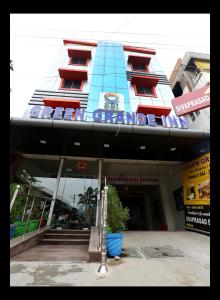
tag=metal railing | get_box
[97,185,108,274]
[10,186,52,238]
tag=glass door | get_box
[55,159,99,230]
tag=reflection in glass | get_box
[55,159,99,229]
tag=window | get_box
[135,84,156,97]
[67,49,91,66]
[71,57,87,66]
[131,63,148,72]
[61,79,82,90]
[128,55,151,72]
[189,112,196,121]
[131,75,158,98]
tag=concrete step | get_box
[40,238,90,245]
[48,229,91,234]
[44,233,90,239]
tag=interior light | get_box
[104,144,109,148]
[40,140,47,144]
[170,147,176,151]
[74,142,80,146]
[200,149,206,153]
[140,146,146,150]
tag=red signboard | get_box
[171,84,210,116]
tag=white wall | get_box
[38,44,97,93]
[160,168,185,230]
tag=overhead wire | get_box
[13,27,208,39]
[10,34,209,49]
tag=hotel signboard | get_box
[183,153,210,234]
[29,106,189,129]
[171,84,210,116]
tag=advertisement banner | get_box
[171,84,210,116]
[183,153,210,234]
[185,205,210,233]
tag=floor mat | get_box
[122,247,143,258]
[122,245,184,259]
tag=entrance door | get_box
[55,159,99,230]
[115,185,166,230]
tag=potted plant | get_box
[106,185,129,257]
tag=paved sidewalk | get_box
[10,231,210,286]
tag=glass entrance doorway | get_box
[54,159,99,230]
[114,185,166,231]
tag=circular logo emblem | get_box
[104,92,120,110]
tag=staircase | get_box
[40,229,91,245]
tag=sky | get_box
[10,13,210,117]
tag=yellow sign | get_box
[183,153,210,205]
[194,60,210,72]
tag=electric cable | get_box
[13,26,209,39]
[10,34,209,49]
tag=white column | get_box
[159,179,175,230]
[47,158,64,226]
[10,185,20,212]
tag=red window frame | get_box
[68,57,89,66]
[131,62,149,72]
[59,78,84,91]
[133,84,157,98]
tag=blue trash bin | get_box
[106,233,124,257]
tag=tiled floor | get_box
[11,244,89,262]
[10,231,210,286]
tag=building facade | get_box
[169,52,210,131]
[10,40,210,233]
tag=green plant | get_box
[107,185,129,233]
[10,183,26,224]
[78,187,97,224]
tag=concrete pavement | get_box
[10,231,210,286]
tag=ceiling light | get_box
[104,144,109,148]
[40,140,47,144]
[74,142,80,146]
[140,146,146,150]
[170,147,176,151]
[200,149,206,153]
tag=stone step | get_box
[40,238,90,245]
[48,229,91,234]
[44,233,90,239]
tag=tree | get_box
[78,187,97,224]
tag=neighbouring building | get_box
[169,52,210,131]
[10,40,210,234]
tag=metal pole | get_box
[23,196,35,238]
[38,200,47,232]
[98,190,104,250]
[10,185,20,212]
[47,158,64,226]
[98,184,108,274]
[22,182,31,222]
[96,159,102,226]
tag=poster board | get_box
[183,153,210,234]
